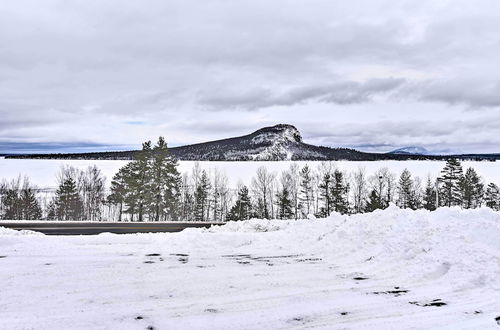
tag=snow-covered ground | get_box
[1,158,500,189]
[1,206,499,329]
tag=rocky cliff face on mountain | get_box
[6,124,500,161]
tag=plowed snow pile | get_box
[1,206,499,329]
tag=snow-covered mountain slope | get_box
[1,206,499,329]
[388,146,431,155]
[168,124,367,161]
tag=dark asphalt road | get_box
[0,221,223,235]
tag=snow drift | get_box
[1,206,499,329]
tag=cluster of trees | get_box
[108,137,181,222]
[1,138,500,221]
[0,177,43,220]
[0,165,106,220]
[46,165,106,221]
[178,163,231,222]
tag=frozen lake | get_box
[0,157,499,189]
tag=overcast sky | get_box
[1,0,500,154]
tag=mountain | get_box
[167,124,371,161]
[388,146,431,155]
[5,124,500,161]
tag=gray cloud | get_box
[199,78,406,110]
[1,0,500,153]
[409,80,500,108]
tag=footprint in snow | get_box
[409,299,447,307]
[353,276,369,281]
[372,287,409,297]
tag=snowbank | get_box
[1,207,499,329]
[0,226,42,236]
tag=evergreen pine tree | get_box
[227,185,251,221]
[438,159,464,207]
[46,200,56,220]
[149,137,181,221]
[251,198,266,219]
[110,142,152,221]
[132,141,152,221]
[460,167,484,209]
[485,183,500,210]
[108,167,128,221]
[318,172,332,217]
[122,163,141,220]
[330,169,349,214]
[365,190,383,212]
[55,177,83,220]
[423,177,437,211]
[3,189,21,219]
[194,170,210,221]
[19,188,42,220]
[276,186,293,219]
[299,165,314,217]
[181,190,195,220]
[397,169,414,209]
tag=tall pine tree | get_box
[397,169,415,209]
[460,167,484,209]
[227,185,251,221]
[194,170,211,221]
[108,166,128,221]
[276,186,293,219]
[485,183,500,210]
[330,169,349,214]
[55,177,83,220]
[318,172,332,217]
[149,137,181,221]
[299,165,314,217]
[423,177,437,211]
[438,159,463,207]
[19,188,43,220]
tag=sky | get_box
[1,0,500,154]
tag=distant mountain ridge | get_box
[388,146,431,155]
[5,124,500,161]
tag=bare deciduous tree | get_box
[251,166,276,219]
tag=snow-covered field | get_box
[1,206,499,329]
[1,158,500,189]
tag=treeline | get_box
[221,159,500,221]
[1,138,500,221]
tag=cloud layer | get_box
[1,0,500,153]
